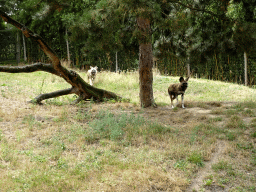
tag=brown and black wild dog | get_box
[168,77,189,108]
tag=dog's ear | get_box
[179,77,184,82]
[90,66,93,69]
[185,77,189,81]
[95,66,98,70]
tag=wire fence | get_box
[157,53,256,87]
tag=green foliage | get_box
[227,1,245,21]
[204,178,213,186]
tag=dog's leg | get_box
[181,94,185,108]
[174,96,178,108]
[170,94,175,108]
[171,97,174,108]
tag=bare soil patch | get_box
[187,140,228,192]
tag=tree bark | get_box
[22,33,27,62]
[0,10,121,104]
[16,31,20,64]
[115,51,118,73]
[66,28,70,65]
[137,17,156,108]
[32,87,76,104]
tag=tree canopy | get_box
[2,0,256,67]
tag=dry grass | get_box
[0,70,256,191]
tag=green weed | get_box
[212,160,233,172]
[174,160,188,170]
[204,179,213,186]
[226,132,236,141]
[187,152,204,167]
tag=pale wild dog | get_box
[87,66,98,86]
[168,77,189,108]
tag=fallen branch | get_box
[30,87,77,104]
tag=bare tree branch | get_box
[0,62,58,75]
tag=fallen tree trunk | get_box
[0,10,121,104]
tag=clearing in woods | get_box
[0,71,256,191]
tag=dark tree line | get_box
[1,0,256,107]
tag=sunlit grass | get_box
[1,69,256,105]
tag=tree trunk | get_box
[187,55,191,77]
[0,10,121,104]
[66,28,71,65]
[16,31,20,64]
[115,51,118,73]
[22,33,27,62]
[137,17,156,108]
[244,51,248,86]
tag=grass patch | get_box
[1,70,256,191]
[187,152,204,167]
[225,115,247,129]
[85,110,172,144]
[212,160,233,172]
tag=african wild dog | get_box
[168,77,189,108]
[87,66,98,86]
